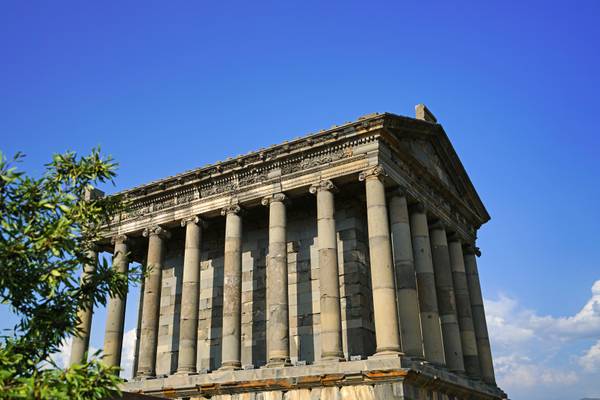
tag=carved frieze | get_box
[117,141,360,223]
[281,147,353,175]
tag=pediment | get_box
[384,115,490,225]
[400,138,459,195]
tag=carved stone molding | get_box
[358,165,386,182]
[309,180,337,194]
[111,234,129,246]
[261,193,288,206]
[114,136,369,226]
[142,226,171,240]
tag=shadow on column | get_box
[250,243,267,367]
[209,254,224,371]
[296,238,315,364]
[168,236,184,374]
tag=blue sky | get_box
[1,2,599,399]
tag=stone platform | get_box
[122,357,505,400]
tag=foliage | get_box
[0,149,139,399]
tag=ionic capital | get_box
[446,232,462,244]
[309,180,337,194]
[221,204,242,216]
[392,184,409,197]
[358,165,386,182]
[428,219,447,231]
[261,193,288,206]
[143,225,171,240]
[180,215,205,228]
[111,234,130,246]
[408,202,426,214]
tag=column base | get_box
[313,357,346,365]
[134,373,156,381]
[219,361,242,371]
[263,358,292,368]
[368,350,404,359]
[174,368,198,375]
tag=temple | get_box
[71,105,506,399]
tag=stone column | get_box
[103,235,130,369]
[262,193,291,366]
[389,192,424,359]
[429,222,465,373]
[448,238,481,378]
[177,216,203,374]
[408,205,445,365]
[464,245,496,384]
[220,205,243,370]
[310,180,344,361]
[137,226,170,378]
[70,246,98,366]
[358,166,401,356]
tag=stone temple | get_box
[70,105,507,399]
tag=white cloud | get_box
[579,339,600,372]
[48,337,72,369]
[121,328,137,379]
[485,279,600,399]
[494,354,578,388]
[46,329,135,380]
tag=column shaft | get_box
[389,194,424,359]
[221,207,243,369]
[464,248,496,384]
[449,240,481,378]
[311,181,344,361]
[177,217,203,373]
[132,270,145,377]
[359,166,401,355]
[430,224,464,373]
[263,194,290,366]
[70,248,97,366]
[137,226,169,378]
[103,236,129,370]
[409,208,445,365]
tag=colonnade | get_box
[68,166,495,385]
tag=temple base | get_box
[122,358,505,400]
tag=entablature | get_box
[100,112,489,245]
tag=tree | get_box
[0,149,140,399]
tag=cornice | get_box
[115,113,388,200]
[109,129,379,226]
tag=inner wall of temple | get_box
[148,187,376,375]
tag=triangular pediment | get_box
[400,138,459,194]
[384,114,490,225]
